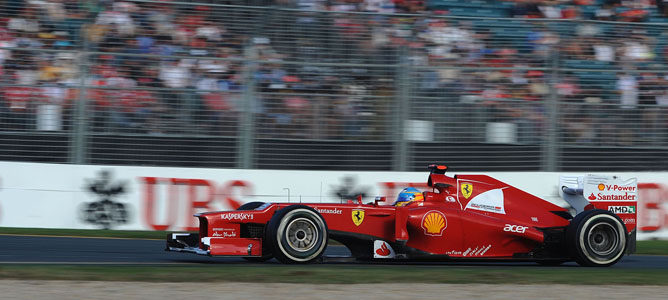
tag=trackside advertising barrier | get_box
[0,162,666,240]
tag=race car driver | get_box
[394,187,424,206]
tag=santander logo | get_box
[376,243,391,256]
[588,193,597,200]
[373,240,395,258]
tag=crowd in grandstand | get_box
[0,0,668,145]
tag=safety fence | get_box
[1,1,668,171]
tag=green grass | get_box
[2,227,667,255]
[0,265,667,284]
[634,240,668,255]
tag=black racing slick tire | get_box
[266,205,328,264]
[237,202,266,211]
[567,209,627,267]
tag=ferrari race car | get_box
[166,165,637,267]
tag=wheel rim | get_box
[588,223,619,257]
[285,217,318,252]
[578,213,626,266]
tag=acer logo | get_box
[503,224,528,233]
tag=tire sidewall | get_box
[268,205,328,263]
[570,210,627,267]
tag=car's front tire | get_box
[266,205,328,264]
[567,209,627,267]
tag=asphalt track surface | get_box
[1,235,668,268]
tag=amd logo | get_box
[503,224,528,233]
[608,206,636,214]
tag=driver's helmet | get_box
[394,187,424,207]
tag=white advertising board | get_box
[0,162,667,240]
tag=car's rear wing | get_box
[560,175,638,253]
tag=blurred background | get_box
[1,0,668,172]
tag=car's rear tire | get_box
[567,209,627,267]
[266,205,328,264]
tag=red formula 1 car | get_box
[166,165,637,267]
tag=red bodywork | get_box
[169,167,637,261]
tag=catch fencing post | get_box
[237,41,258,169]
[393,46,410,171]
[542,46,560,172]
[69,40,89,164]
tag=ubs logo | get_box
[80,170,130,229]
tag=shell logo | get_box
[421,210,447,236]
[598,183,605,191]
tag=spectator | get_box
[8,5,41,33]
[555,76,579,98]
[364,0,395,13]
[95,1,137,37]
[561,4,581,19]
[510,0,541,18]
[159,59,191,90]
[418,19,474,61]
[637,72,662,142]
[538,1,563,19]
[624,30,654,60]
[106,68,139,130]
[36,79,66,131]
[2,84,35,130]
[195,19,225,43]
[659,0,668,17]
[0,29,17,67]
[592,37,615,62]
[526,24,559,59]
[144,1,176,38]
[595,3,616,21]
[617,1,650,22]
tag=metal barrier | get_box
[1,1,668,171]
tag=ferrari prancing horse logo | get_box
[461,183,473,199]
[352,209,365,226]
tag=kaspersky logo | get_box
[608,206,636,214]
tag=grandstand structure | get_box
[1,0,668,171]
